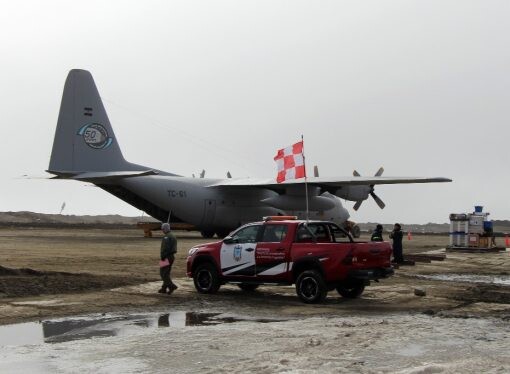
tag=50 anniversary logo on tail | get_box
[77,123,113,149]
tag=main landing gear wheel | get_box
[351,225,361,238]
[215,229,231,239]
[200,230,215,239]
[237,283,259,292]
[336,280,365,298]
[193,263,220,294]
[295,270,327,303]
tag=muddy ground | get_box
[1,228,510,373]
[1,227,509,325]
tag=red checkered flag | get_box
[274,141,306,183]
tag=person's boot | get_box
[158,287,167,294]
[167,284,178,294]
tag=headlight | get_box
[188,247,199,256]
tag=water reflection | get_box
[0,312,282,347]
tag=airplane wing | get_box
[206,176,452,190]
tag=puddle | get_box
[0,312,282,347]
[416,273,510,286]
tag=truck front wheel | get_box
[295,270,328,303]
[336,280,365,298]
[193,263,220,294]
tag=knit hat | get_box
[161,223,171,233]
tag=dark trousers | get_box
[160,261,175,290]
[393,245,404,263]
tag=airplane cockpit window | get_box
[231,225,261,244]
[261,224,288,243]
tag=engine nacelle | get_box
[334,186,371,202]
[261,195,336,211]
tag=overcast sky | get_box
[1,0,509,224]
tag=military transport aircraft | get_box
[47,70,451,238]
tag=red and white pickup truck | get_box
[186,217,394,303]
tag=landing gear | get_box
[200,230,215,239]
[238,283,259,292]
[215,229,232,239]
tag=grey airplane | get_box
[47,70,451,238]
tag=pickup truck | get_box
[186,217,394,303]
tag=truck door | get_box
[255,224,291,280]
[220,224,261,277]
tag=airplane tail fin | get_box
[48,69,138,176]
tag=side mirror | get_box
[223,236,235,244]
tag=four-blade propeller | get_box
[352,167,386,211]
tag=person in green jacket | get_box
[371,224,384,242]
[159,223,178,294]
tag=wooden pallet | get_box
[136,222,196,237]
[405,254,446,263]
[446,246,506,253]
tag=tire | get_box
[351,225,361,238]
[336,280,365,298]
[215,229,231,239]
[200,230,215,239]
[237,283,259,292]
[295,270,328,304]
[193,263,220,294]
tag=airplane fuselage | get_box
[99,175,351,236]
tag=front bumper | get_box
[348,267,394,280]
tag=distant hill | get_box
[1,211,509,233]
[0,211,157,228]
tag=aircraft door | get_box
[201,199,216,227]
[219,224,261,277]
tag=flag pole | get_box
[301,134,309,222]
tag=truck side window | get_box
[261,224,288,242]
[295,225,314,243]
[231,225,261,244]
[329,223,351,243]
[295,223,331,243]
[313,224,331,242]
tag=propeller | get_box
[352,167,386,211]
[313,165,319,177]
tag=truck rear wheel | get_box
[336,280,365,298]
[193,263,220,294]
[295,270,327,303]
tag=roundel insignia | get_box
[233,244,242,262]
[77,123,114,149]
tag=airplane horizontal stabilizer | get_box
[47,170,159,182]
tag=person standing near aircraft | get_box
[389,223,404,263]
[159,223,178,294]
[370,224,384,241]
